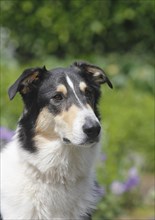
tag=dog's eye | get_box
[52,94,64,102]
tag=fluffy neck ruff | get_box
[17,134,99,185]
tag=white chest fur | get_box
[1,139,99,219]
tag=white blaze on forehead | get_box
[66,75,83,106]
[66,75,74,90]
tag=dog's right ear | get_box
[8,66,47,100]
[73,61,113,89]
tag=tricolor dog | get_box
[0,61,112,219]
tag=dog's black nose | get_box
[83,118,101,140]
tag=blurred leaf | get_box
[1,0,154,62]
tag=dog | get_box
[0,61,112,219]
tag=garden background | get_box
[0,0,154,219]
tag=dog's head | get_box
[8,61,113,151]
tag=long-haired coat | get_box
[1,61,112,219]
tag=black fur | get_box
[18,111,39,153]
[0,213,3,220]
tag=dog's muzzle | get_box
[82,117,101,143]
[62,117,101,146]
[82,118,101,140]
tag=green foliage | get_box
[101,84,154,174]
[93,194,123,219]
[93,189,141,219]
[1,0,154,62]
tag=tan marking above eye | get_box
[79,82,87,92]
[56,84,67,96]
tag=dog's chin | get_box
[62,137,99,148]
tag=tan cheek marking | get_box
[55,105,79,129]
[34,107,59,141]
[79,82,87,92]
[56,84,67,96]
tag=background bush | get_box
[1,0,154,62]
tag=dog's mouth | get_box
[63,138,71,144]
[62,136,100,147]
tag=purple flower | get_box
[0,127,14,141]
[128,167,138,178]
[110,181,126,195]
[124,176,139,191]
[110,167,140,195]
[124,167,140,191]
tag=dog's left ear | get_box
[8,66,47,100]
[73,61,113,88]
